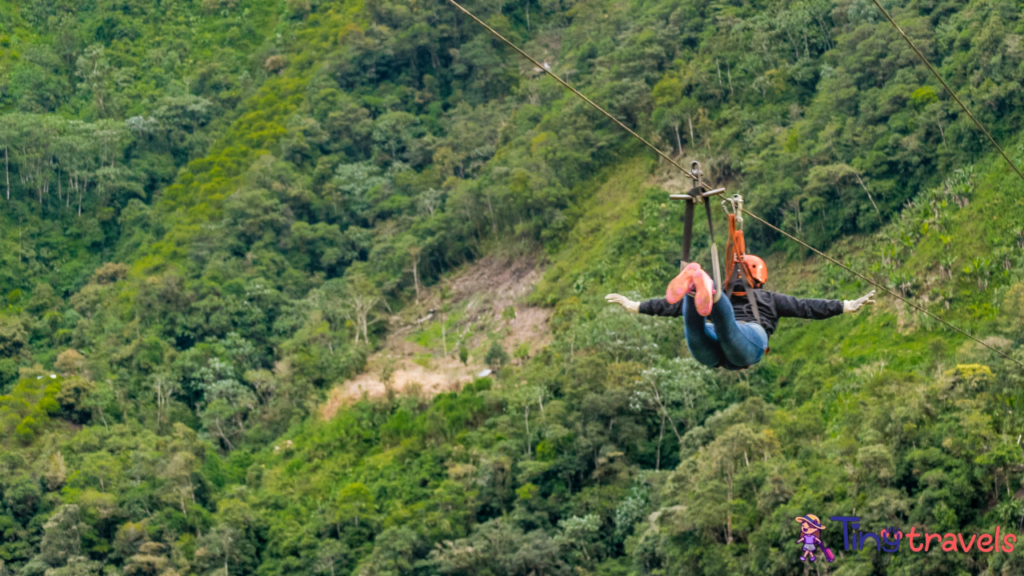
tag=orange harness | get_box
[724,214,751,295]
[723,216,759,296]
[722,213,764,334]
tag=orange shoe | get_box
[666,263,702,304]
[693,269,715,316]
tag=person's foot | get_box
[808,555,816,562]
[666,262,701,304]
[693,269,715,316]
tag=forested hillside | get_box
[2,0,1024,574]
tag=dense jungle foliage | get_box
[3,0,1024,574]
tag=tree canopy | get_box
[2,0,1024,574]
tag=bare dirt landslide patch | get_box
[320,255,551,419]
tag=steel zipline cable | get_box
[739,209,1020,366]
[444,0,709,188]
[869,0,1024,184]
[444,0,1023,367]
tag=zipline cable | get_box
[444,0,708,189]
[445,0,1023,367]
[740,209,1022,367]
[870,0,1024,184]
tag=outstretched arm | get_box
[771,289,875,319]
[771,292,844,320]
[605,294,683,317]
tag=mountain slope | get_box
[2,0,1024,575]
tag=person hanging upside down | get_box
[605,259,876,370]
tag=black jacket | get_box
[638,290,843,337]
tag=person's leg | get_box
[700,325,747,371]
[683,295,735,369]
[667,262,702,304]
[705,295,768,367]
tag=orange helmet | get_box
[741,255,767,288]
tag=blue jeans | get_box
[684,294,768,370]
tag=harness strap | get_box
[724,259,741,297]
[738,274,761,325]
[724,214,744,283]
[704,198,716,242]
[682,201,694,262]
[704,195,723,290]
[677,163,724,292]
[722,213,760,324]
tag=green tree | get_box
[337,482,374,527]
[341,271,381,344]
[503,383,548,457]
[484,342,509,370]
[631,358,715,470]
[32,505,86,570]
[354,526,419,576]
[371,112,418,162]
[43,556,102,576]
[155,94,214,160]
[556,514,601,565]
[331,162,387,220]
[313,539,349,576]
[74,44,118,117]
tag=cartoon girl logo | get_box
[796,515,835,562]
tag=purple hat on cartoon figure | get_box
[795,514,826,529]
